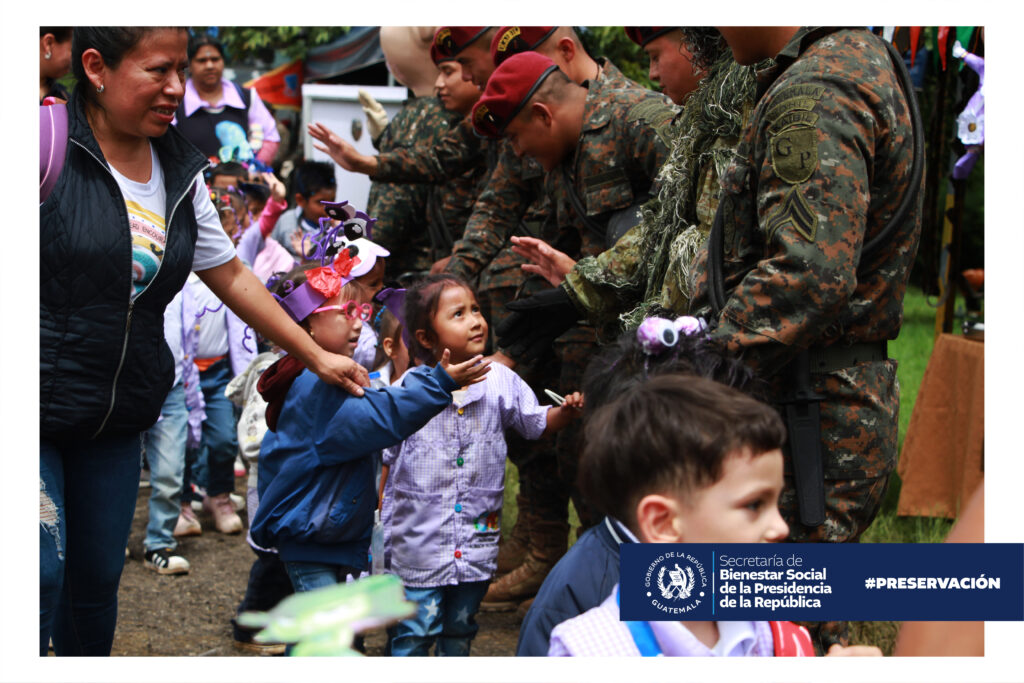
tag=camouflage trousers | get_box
[776,359,900,652]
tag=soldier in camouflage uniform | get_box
[512,29,756,338]
[500,27,922,651]
[366,95,460,276]
[470,50,676,609]
[685,26,922,650]
[689,25,921,542]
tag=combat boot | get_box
[480,517,567,611]
[495,494,531,576]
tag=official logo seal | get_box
[643,551,708,616]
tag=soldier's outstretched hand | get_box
[510,236,577,287]
[308,122,377,176]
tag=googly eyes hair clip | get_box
[636,316,708,355]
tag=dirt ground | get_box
[114,475,522,657]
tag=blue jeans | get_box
[40,433,143,656]
[283,561,359,593]
[184,359,237,499]
[143,383,187,551]
[387,581,490,656]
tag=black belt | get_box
[806,340,888,374]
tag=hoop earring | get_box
[97,84,105,94]
[44,51,52,59]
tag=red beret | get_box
[432,27,492,61]
[624,27,676,47]
[471,52,560,139]
[430,39,451,65]
[490,26,559,66]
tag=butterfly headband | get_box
[273,200,388,323]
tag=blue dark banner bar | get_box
[619,543,1023,621]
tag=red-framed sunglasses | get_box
[311,300,373,321]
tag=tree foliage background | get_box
[578,26,654,89]
[191,27,351,64]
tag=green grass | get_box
[849,286,963,654]
[501,286,960,655]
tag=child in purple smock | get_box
[380,274,583,656]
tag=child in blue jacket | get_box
[250,233,489,593]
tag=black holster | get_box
[778,349,826,527]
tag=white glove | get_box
[952,40,967,59]
[358,89,389,141]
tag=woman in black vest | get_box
[39,27,368,657]
[174,34,280,166]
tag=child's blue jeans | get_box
[387,581,490,656]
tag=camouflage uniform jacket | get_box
[371,108,497,185]
[563,58,756,337]
[446,60,669,281]
[689,27,922,377]
[367,96,463,274]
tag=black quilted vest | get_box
[40,88,208,442]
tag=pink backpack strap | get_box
[40,102,68,204]
[769,620,814,657]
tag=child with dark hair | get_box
[208,161,249,189]
[547,374,797,656]
[381,273,582,657]
[544,329,882,656]
[269,160,338,258]
[517,316,762,655]
[249,240,490,599]
[370,306,409,387]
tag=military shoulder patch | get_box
[765,83,824,137]
[770,124,819,184]
[764,186,818,243]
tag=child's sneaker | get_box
[204,493,244,534]
[173,504,202,537]
[231,618,286,656]
[144,548,190,575]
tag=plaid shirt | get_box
[548,585,773,657]
[382,363,549,587]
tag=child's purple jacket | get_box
[382,363,549,588]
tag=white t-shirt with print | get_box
[107,143,235,300]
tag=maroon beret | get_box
[430,36,452,65]
[432,27,492,61]
[471,52,560,138]
[490,26,559,66]
[624,27,676,47]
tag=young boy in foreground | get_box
[547,375,881,657]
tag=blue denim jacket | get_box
[251,363,456,569]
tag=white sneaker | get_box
[144,548,190,575]
[203,493,243,534]
[173,505,202,537]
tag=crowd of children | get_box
[127,151,885,660]
[122,21,901,659]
